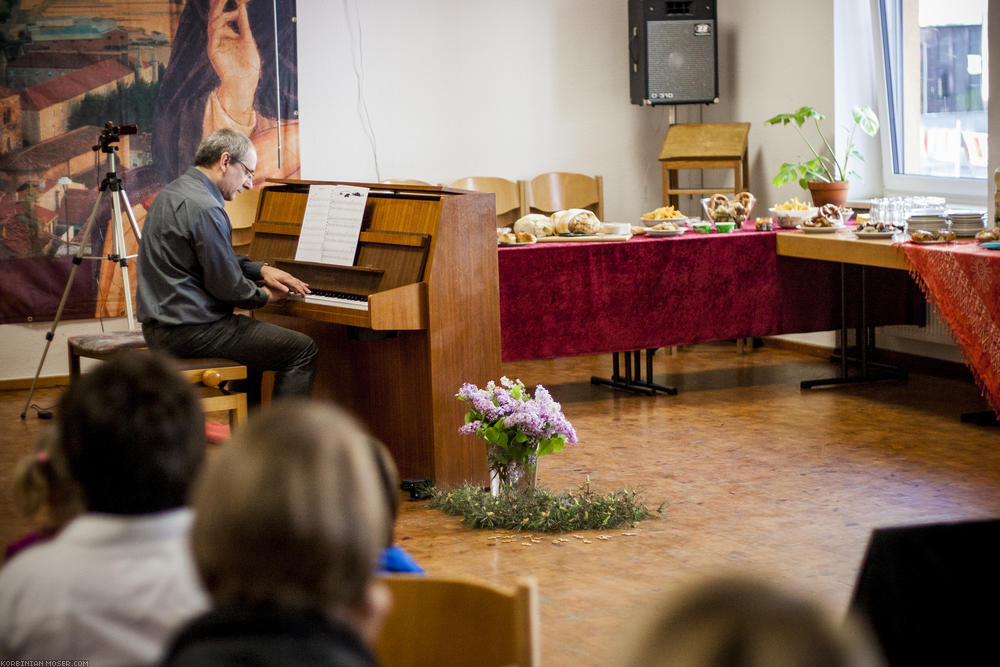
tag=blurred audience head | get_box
[9,425,82,531]
[620,574,884,667]
[369,437,400,548]
[57,350,205,515]
[191,399,390,635]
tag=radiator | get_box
[890,304,955,345]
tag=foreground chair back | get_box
[375,574,540,667]
[450,176,527,227]
[524,171,604,220]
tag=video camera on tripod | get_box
[93,121,139,153]
[21,120,145,419]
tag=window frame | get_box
[869,0,987,203]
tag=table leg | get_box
[591,349,678,395]
[801,264,908,389]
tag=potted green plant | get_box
[764,105,879,207]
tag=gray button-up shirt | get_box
[137,167,268,326]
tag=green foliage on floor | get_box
[428,480,662,532]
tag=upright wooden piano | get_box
[248,179,501,487]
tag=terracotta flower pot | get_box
[808,180,850,208]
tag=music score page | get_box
[294,185,369,265]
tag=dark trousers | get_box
[143,313,318,408]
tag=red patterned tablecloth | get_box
[498,231,923,362]
[900,241,1000,414]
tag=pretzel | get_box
[818,204,841,225]
[708,194,729,211]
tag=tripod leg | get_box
[119,188,142,242]
[21,189,109,418]
[109,190,136,329]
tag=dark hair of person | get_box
[57,350,205,514]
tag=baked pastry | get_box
[552,208,601,235]
[497,231,517,245]
[802,215,833,228]
[910,230,937,242]
[975,227,1000,242]
[651,221,679,231]
[708,193,729,211]
[513,214,554,238]
[731,201,747,223]
[515,230,536,244]
[706,192,754,223]
[818,204,841,225]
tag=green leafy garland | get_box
[428,480,662,532]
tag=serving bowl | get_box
[640,215,692,228]
[769,206,818,229]
[701,196,756,224]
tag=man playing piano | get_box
[137,128,318,407]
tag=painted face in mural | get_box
[153,0,300,185]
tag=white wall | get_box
[297,0,675,216]
[3,0,988,381]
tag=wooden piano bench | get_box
[173,358,249,428]
[67,329,147,379]
[66,331,248,427]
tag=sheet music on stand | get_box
[295,184,369,265]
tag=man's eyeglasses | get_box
[234,158,255,183]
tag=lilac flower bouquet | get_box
[457,377,578,490]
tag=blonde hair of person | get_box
[191,399,389,616]
[9,425,82,531]
[619,574,884,667]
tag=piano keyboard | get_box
[287,289,369,311]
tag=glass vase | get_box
[488,460,537,496]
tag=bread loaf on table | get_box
[552,208,601,235]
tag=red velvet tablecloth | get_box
[499,231,923,361]
[901,241,1000,414]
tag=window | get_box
[871,0,988,198]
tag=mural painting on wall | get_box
[0,0,299,325]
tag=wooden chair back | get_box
[224,188,261,254]
[524,172,604,220]
[450,176,527,227]
[375,574,540,667]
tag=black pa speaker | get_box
[848,519,1000,666]
[628,0,718,105]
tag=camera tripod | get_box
[21,123,142,419]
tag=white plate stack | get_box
[946,211,987,237]
[906,212,948,233]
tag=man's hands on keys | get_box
[261,265,310,303]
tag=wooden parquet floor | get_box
[2,342,999,666]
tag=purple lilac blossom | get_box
[457,380,577,446]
